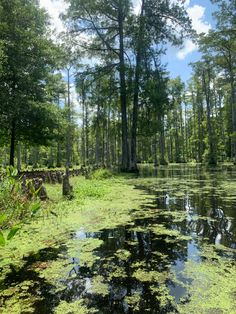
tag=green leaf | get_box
[33,186,42,197]
[11,168,18,177]
[0,231,6,246]
[31,202,41,214]
[0,214,7,225]
[7,225,21,240]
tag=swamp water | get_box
[0,166,236,313]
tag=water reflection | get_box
[57,166,236,313]
[2,166,236,313]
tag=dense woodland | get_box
[0,0,235,171]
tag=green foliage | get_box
[90,168,114,180]
[0,167,41,245]
[74,178,109,200]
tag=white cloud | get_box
[187,5,211,34]
[177,39,197,60]
[176,4,211,60]
[39,0,68,35]
[132,0,142,15]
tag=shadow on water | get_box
[0,246,67,313]
[1,165,236,313]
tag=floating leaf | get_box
[0,231,6,246]
[7,225,21,240]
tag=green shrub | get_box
[90,168,114,180]
[0,167,41,246]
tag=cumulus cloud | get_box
[187,5,211,34]
[177,4,211,60]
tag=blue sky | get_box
[162,0,217,83]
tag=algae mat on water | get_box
[0,174,236,313]
[0,176,152,313]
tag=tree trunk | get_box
[202,68,217,165]
[95,103,100,164]
[10,120,15,166]
[118,2,129,171]
[159,118,167,165]
[230,70,236,164]
[81,82,86,165]
[17,143,21,172]
[85,101,89,165]
[130,0,145,172]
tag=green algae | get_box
[150,284,175,308]
[0,176,153,313]
[132,268,169,283]
[108,265,127,279]
[90,275,109,296]
[0,280,42,314]
[67,238,103,268]
[1,169,236,313]
[177,244,236,314]
[54,299,97,314]
[151,224,192,241]
[178,259,236,314]
[125,292,142,311]
[114,249,131,261]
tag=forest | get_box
[0,0,236,313]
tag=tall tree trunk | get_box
[66,67,72,169]
[130,0,145,172]
[81,82,86,165]
[10,120,15,166]
[118,1,129,171]
[153,134,158,166]
[85,100,89,165]
[95,103,100,164]
[202,68,217,165]
[230,68,236,164]
[159,117,167,165]
[106,102,111,167]
[57,142,62,167]
[17,143,21,172]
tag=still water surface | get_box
[57,166,236,313]
[1,166,236,313]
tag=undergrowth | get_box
[0,167,41,246]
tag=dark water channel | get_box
[1,166,236,313]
